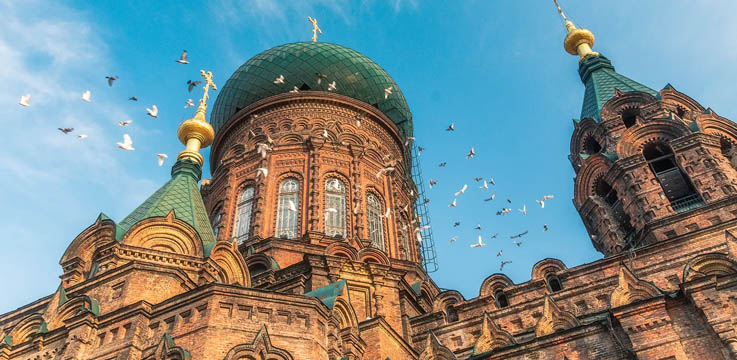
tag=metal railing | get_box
[671,194,705,214]
[410,143,438,273]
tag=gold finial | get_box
[177,70,217,166]
[308,16,322,42]
[553,0,599,61]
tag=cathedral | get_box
[2,6,737,360]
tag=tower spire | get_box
[177,70,217,166]
[553,0,599,61]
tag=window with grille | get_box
[366,193,385,251]
[275,178,300,239]
[324,179,347,238]
[233,187,255,244]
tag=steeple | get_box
[554,0,658,122]
[116,70,218,251]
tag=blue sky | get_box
[1,0,735,312]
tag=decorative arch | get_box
[610,263,662,308]
[570,118,603,157]
[660,86,706,115]
[274,173,303,239]
[207,240,250,287]
[6,314,46,346]
[573,154,616,207]
[278,133,304,145]
[324,242,359,260]
[46,295,100,330]
[479,274,514,298]
[534,296,580,337]
[697,115,737,141]
[59,214,117,286]
[683,253,737,282]
[473,313,516,354]
[122,211,204,258]
[357,247,390,265]
[337,132,364,146]
[432,290,465,313]
[332,297,359,330]
[419,332,457,360]
[531,258,567,282]
[276,118,294,132]
[144,333,192,360]
[223,325,293,360]
[616,120,691,157]
[293,118,310,131]
[600,91,658,123]
[322,173,351,239]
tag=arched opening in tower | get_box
[582,136,602,155]
[643,142,701,211]
[594,178,636,246]
[621,107,639,128]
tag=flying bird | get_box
[176,50,189,64]
[328,81,337,91]
[290,86,299,93]
[325,207,338,213]
[536,195,554,208]
[81,90,91,102]
[429,179,437,188]
[484,192,497,201]
[151,153,167,166]
[77,134,88,139]
[187,80,202,92]
[453,222,460,227]
[448,199,457,208]
[128,96,138,101]
[383,208,391,218]
[287,200,298,212]
[274,74,285,84]
[500,261,512,271]
[490,233,498,239]
[446,123,454,131]
[473,177,484,182]
[543,224,549,232]
[384,86,393,99]
[449,237,457,244]
[106,76,118,87]
[466,147,475,159]
[146,105,158,118]
[454,184,468,197]
[475,224,482,230]
[18,94,30,107]
[375,166,395,178]
[316,72,327,85]
[510,231,528,239]
[184,99,194,108]
[117,134,134,151]
[256,143,272,159]
[519,205,527,215]
[496,250,503,257]
[438,162,447,167]
[404,136,415,147]
[513,241,523,247]
[489,178,495,185]
[118,120,132,127]
[470,235,486,248]
[480,180,489,189]
[256,168,268,178]
[58,127,73,134]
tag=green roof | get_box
[210,42,412,137]
[116,159,216,254]
[578,55,658,121]
[305,279,347,309]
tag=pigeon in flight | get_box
[480,180,489,189]
[58,127,73,134]
[256,143,272,159]
[513,241,522,247]
[454,184,468,197]
[256,168,268,178]
[184,99,194,108]
[384,86,393,99]
[187,80,202,92]
[429,179,437,188]
[375,167,395,178]
[176,50,189,64]
[156,153,168,166]
[325,207,338,214]
[489,178,495,185]
[448,199,457,208]
[466,147,475,159]
[77,134,88,139]
[117,134,134,151]
[287,200,298,212]
[543,224,549,232]
[446,123,454,131]
[490,233,499,239]
[496,250,503,257]
[274,74,285,84]
[453,222,460,227]
[519,205,527,215]
[18,94,30,107]
[147,105,158,118]
[473,177,484,182]
[290,86,299,93]
[500,260,512,271]
[470,235,486,248]
[119,120,132,127]
[81,90,91,102]
[510,231,528,239]
[475,224,482,230]
[128,96,138,101]
[328,81,337,91]
[536,195,555,208]
[449,237,457,244]
[316,72,327,85]
[439,162,447,167]
[484,192,497,202]
[106,76,118,87]
[383,208,391,218]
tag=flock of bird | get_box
[17,50,195,167]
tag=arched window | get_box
[366,193,385,250]
[582,136,602,155]
[233,187,255,244]
[324,179,347,238]
[275,178,300,239]
[720,137,737,170]
[494,290,509,308]
[594,178,635,242]
[445,303,459,323]
[621,107,639,128]
[547,275,563,292]
[643,142,701,212]
[211,207,223,239]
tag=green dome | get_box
[210,42,412,136]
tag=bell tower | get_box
[557,3,737,256]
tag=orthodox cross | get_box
[308,16,322,42]
[199,69,217,105]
